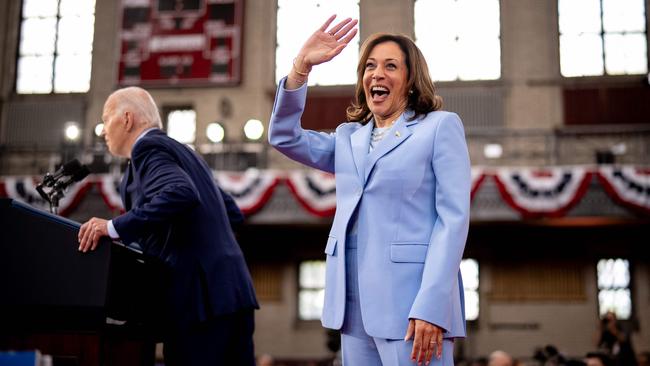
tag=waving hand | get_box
[286,15,358,89]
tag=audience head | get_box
[585,352,613,366]
[257,353,274,366]
[488,350,514,366]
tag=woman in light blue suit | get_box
[269,16,471,366]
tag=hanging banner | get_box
[97,175,125,212]
[215,169,280,215]
[471,167,487,200]
[118,0,243,87]
[2,176,93,217]
[285,170,337,217]
[492,166,593,218]
[597,165,650,215]
[2,166,649,219]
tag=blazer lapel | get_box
[364,114,414,183]
[119,160,132,210]
[350,121,373,184]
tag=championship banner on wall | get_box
[118,0,243,86]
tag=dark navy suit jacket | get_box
[112,129,258,328]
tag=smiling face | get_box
[362,41,409,127]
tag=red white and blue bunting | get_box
[1,166,649,219]
[215,169,281,215]
[97,174,124,212]
[1,176,93,216]
[492,166,593,218]
[597,166,650,215]
[471,167,487,200]
[285,170,336,217]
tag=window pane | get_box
[464,290,479,321]
[415,0,500,81]
[16,56,53,94]
[603,0,645,33]
[604,33,648,75]
[17,0,96,94]
[276,0,359,86]
[415,0,457,40]
[560,34,604,76]
[167,109,197,144]
[457,0,500,38]
[299,289,325,320]
[54,53,92,93]
[19,18,57,56]
[421,35,459,81]
[461,259,479,321]
[299,260,326,288]
[597,259,631,320]
[22,0,58,18]
[60,0,96,16]
[460,259,479,290]
[57,15,96,54]
[598,289,631,319]
[598,259,630,289]
[558,0,602,35]
[457,36,501,80]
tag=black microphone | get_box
[42,159,83,187]
[53,165,91,192]
[37,160,90,210]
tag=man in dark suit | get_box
[78,86,258,366]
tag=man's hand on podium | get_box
[78,217,109,253]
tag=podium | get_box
[0,198,167,366]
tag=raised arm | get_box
[286,15,358,89]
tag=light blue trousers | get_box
[341,236,454,366]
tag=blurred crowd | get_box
[255,311,648,366]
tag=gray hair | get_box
[107,87,163,129]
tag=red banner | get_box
[118,0,243,87]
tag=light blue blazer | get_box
[269,78,471,340]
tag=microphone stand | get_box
[36,165,90,215]
[48,185,65,215]
[36,180,63,215]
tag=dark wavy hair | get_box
[346,33,443,123]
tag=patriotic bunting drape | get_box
[0,177,94,216]
[597,166,650,215]
[1,166,649,218]
[492,166,593,218]
[285,170,336,217]
[97,174,124,212]
[214,169,281,215]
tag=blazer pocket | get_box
[390,243,428,263]
[324,236,337,256]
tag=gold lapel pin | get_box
[395,131,401,137]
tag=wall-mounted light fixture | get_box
[207,122,225,143]
[483,143,503,159]
[244,119,264,141]
[64,121,81,143]
[94,123,104,137]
